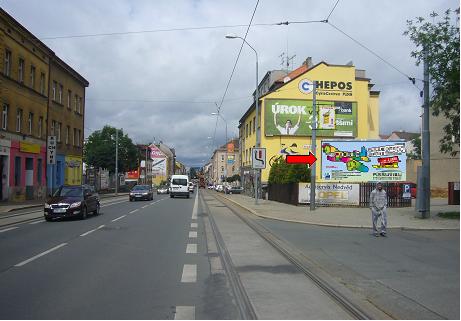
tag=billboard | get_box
[298,183,360,205]
[152,157,167,176]
[126,168,140,180]
[265,99,357,137]
[227,143,235,153]
[321,140,407,182]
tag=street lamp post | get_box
[211,111,228,183]
[115,128,119,196]
[226,34,259,205]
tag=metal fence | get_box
[359,182,411,208]
[267,183,299,206]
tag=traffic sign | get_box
[47,136,57,165]
[286,152,317,166]
[251,148,266,169]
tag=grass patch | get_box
[437,212,460,219]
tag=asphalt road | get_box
[0,191,238,319]
[258,218,460,320]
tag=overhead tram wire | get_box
[210,0,260,147]
[325,0,341,21]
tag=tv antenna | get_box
[279,52,296,71]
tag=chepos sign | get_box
[47,136,57,165]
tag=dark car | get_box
[129,185,154,201]
[44,185,100,221]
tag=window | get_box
[221,166,224,172]
[14,156,21,186]
[65,126,70,144]
[2,104,8,130]
[4,49,11,76]
[78,97,82,114]
[37,158,42,184]
[56,122,61,142]
[245,124,248,137]
[253,116,256,133]
[38,116,43,138]
[51,120,55,136]
[73,128,77,146]
[40,73,45,95]
[16,108,22,132]
[28,112,33,134]
[58,83,63,103]
[67,90,72,109]
[52,81,57,100]
[74,95,78,112]
[18,58,24,83]
[249,120,252,135]
[30,65,36,89]
[77,129,81,146]
[221,155,224,161]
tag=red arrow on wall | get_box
[286,152,317,166]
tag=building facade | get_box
[211,139,240,184]
[239,59,380,189]
[0,9,88,200]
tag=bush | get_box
[268,157,311,184]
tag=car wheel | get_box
[187,194,190,199]
[170,194,174,198]
[80,206,87,220]
[93,203,100,216]
[45,216,52,222]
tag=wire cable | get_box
[326,0,341,21]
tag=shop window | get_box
[14,156,21,186]
[37,158,42,185]
[56,161,62,185]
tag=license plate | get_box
[135,195,142,197]
[53,208,66,213]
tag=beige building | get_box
[210,139,240,184]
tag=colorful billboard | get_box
[321,140,407,182]
[264,99,357,137]
[126,168,140,180]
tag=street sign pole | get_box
[310,81,317,211]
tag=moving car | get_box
[170,175,190,198]
[129,185,154,201]
[188,182,195,193]
[225,186,243,194]
[157,185,169,194]
[44,185,100,221]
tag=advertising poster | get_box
[265,99,356,137]
[298,183,360,205]
[227,155,235,165]
[321,140,407,182]
[227,143,235,153]
[152,158,167,176]
[126,168,140,180]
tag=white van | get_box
[170,175,190,198]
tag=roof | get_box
[379,134,390,140]
[389,131,420,141]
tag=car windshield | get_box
[172,178,187,186]
[55,186,83,197]
[132,185,149,191]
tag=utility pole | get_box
[310,81,317,211]
[420,48,431,218]
[115,129,118,196]
[145,145,148,185]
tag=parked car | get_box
[129,185,154,201]
[170,174,190,198]
[215,185,224,192]
[157,185,169,194]
[44,185,100,221]
[188,182,195,193]
[225,186,243,194]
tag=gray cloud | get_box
[2,0,457,167]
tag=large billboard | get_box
[298,183,360,205]
[150,144,167,176]
[321,140,407,182]
[265,99,357,137]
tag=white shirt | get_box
[276,124,299,135]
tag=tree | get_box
[408,136,422,159]
[404,9,460,155]
[189,167,197,179]
[268,157,310,184]
[84,125,138,173]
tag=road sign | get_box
[251,148,266,169]
[47,136,57,165]
[286,152,317,166]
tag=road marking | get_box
[174,306,195,320]
[142,205,148,208]
[80,225,105,237]
[29,220,45,225]
[100,199,128,208]
[181,264,197,282]
[15,243,67,267]
[0,226,19,233]
[111,215,126,222]
[186,243,197,254]
[190,222,198,228]
[191,191,198,219]
[129,209,139,214]
[189,231,197,238]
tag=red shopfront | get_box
[9,140,46,201]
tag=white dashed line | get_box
[189,231,197,238]
[129,209,139,214]
[142,205,148,208]
[80,225,105,237]
[191,192,198,219]
[0,226,19,233]
[111,215,126,222]
[29,220,45,225]
[190,222,198,228]
[174,306,195,320]
[186,243,197,254]
[15,243,67,267]
[181,264,197,283]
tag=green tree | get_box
[408,136,422,159]
[404,9,460,155]
[268,157,310,184]
[84,125,138,173]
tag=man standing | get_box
[274,113,301,135]
[370,182,388,237]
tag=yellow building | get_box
[239,60,380,186]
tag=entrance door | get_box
[25,158,34,200]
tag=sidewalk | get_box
[221,193,460,230]
[0,192,129,214]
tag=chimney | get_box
[304,57,313,68]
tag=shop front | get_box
[0,139,11,201]
[47,154,65,195]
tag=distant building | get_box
[210,138,240,184]
[381,130,420,155]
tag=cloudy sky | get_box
[2,0,457,167]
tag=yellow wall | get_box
[64,155,82,185]
[240,63,380,183]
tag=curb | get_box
[221,195,459,231]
